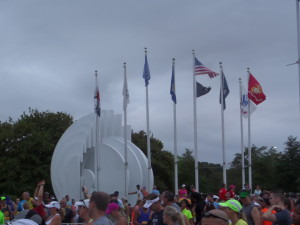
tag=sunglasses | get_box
[202,211,228,222]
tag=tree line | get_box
[0,109,299,198]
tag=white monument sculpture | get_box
[51,110,153,204]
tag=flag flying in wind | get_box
[94,74,100,117]
[123,65,130,110]
[241,83,256,118]
[143,55,151,87]
[196,82,211,97]
[219,71,230,110]
[170,63,176,104]
[194,56,219,78]
[248,73,266,105]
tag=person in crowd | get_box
[129,185,144,200]
[228,185,236,199]
[163,205,186,225]
[1,196,12,221]
[178,185,188,198]
[161,191,180,212]
[45,201,62,225]
[88,191,114,225]
[32,180,48,223]
[239,190,260,225]
[121,196,129,220]
[254,186,262,197]
[212,195,220,209]
[133,199,150,225]
[143,193,166,225]
[141,187,149,199]
[190,192,206,225]
[189,185,197,194]
[77,199,93,225]
[106,202,127,225]
[65,195,72,208]
[259,198,276,225]
[293,200,300,225]
[219,184,228,202]
[111,191,124,209]
[180,199,193,225]
[204,195,215,212]
[59,198,74,223]
[18,192,34,211]
[220,199,247,225]
[131,200,142,225]
[152,186,160,195]
[262,190,291,225]
[201,209,229,225]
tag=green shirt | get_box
[0,211,4,225]
[181,208,193,220]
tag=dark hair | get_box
[147,193,158,200]
[90,191,109,211]
[163,191,175,202]
[271,190,285,202]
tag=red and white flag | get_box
[248,73,266,105]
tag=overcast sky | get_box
[0,0,299,165]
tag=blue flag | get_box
[219,71,230,110]
[143,55,150,86]
[170,63,176,104]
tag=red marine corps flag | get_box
[248,73,266,105]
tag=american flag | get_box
[94,71,101,117]
[194,57,219,78]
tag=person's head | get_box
[143,194,161,212]
[201,209,229,225]
[22,192,30,200]
[89,191,110,218]
[65,195,70,201]
[60,198,67,209]
[221,183,226,189]
[219,199,244,222]
[256,185,261,190]
[293,200,300,225]
[136,185,141,190]
[206,194,213,203]
[239,190,251,205]
[162,191,175,205]
[181,184,186,189]
[229,185,235,191]
[163,206,183,225]
[77,199,90,219]
[45,201,60,215]
[106,202,120,218]
[259,198,270,208]
[270,190,285,206]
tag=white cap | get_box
[45,201,60,210]
[143,197,160,208]
[75,199,89,210]
[213,195,219,199]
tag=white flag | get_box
[123,65,130,110]
[241,84,256,118]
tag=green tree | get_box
[0,108,73,196]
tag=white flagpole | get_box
[219,62,227,185]
[247,68,252,191]
[145,48,152,191]
[123,62,129,198]
[296,0,300,112]
[239,78,245,187]
[172,58,179,195]
[192,50,199,192]
[95,70,100,191]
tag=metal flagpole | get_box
[145,48,152,192]
[192,50,199,191]
[95,70,100,191]
[247,68,252,191]
[219,62,227,185]
[239,78,245,187]
[297,0,300,112]
[172,58,179,195]
[123,62,129,198]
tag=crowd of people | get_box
[0,181,300,225]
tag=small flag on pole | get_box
[196,82,211,97]
[194,56,219,78]
[220,71,230,110]
[248,73,266,105]
[241,83,256,118]
[143,54,151,87]
[123,63,130,110]
[94,71,101,117]
[170,59,176,104]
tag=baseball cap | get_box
[76,199,90,209]
[239,191,250,198]
[0,196,6,200]
[213,195,219,200]
[45,201,60,210]
[229,185,236,189]
[143,197,160,208]
[219,199,242,212]
[106,202,119,215]
[182,184,186,188]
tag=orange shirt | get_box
[261,208,276,225]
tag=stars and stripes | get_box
[194,57,219,78]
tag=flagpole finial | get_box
[124,62,126,67]
[247,67,250,72]
[219,62,222,66]
[192,49,195,54]
[239,77,241,81]
[144,47,147,55]
[95,70,98,77]
[172,58,175,63]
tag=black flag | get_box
[196,82,211,97]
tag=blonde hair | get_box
[164,206,186,225]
